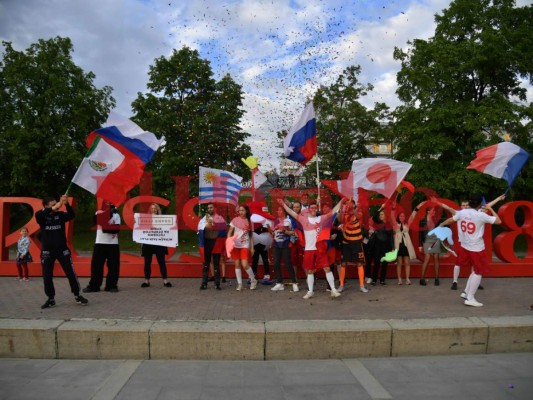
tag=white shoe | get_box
[460,292,467,299]
[359,286,369,293]
[292,283,299,292]
[365,277,373,284]
[271,283,284,291]
[303,291,314,299]
[236,284,242,291]
[250,279,258,290]
[337,285,344,293]
[464,299,483,307]
[330,289,341,298]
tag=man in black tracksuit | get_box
[35,195,88,309]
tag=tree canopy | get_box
[393,0,532,200]
[131,47,252,198]
[314,65,389,177]
[0,36,115,199]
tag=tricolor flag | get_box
[352,158,412,199]
[467,142,530,187]
[283,103,317,166]
[199,167,242,206]
[72,112,165,205]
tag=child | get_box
[16,226,32,281]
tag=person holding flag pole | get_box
[283,102,321,208]
[277,197,347,299]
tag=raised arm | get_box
[486,194,505,209]
[277,198,299,220]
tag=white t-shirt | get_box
[452,208,496,252]
[95,211,121,245]
[297,213,334,251]
[230,217,251,249]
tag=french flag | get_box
[283,103,317,166]
[73,112,165,206]
[467,142,530,187]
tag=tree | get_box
[393,0,533,200]
[313,65,390,177]
[131,47,252,198]
[0,37,115,198]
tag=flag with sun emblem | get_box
[199,167,242,206]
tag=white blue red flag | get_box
[467,142,530,187]
[283,103,317,166]
[72,112,165,206]
[352,158,412,199]
[199,167,242,206]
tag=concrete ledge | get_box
[265,320,392,360]
[481,316,533,353]
[389,317,488,357]
[57,319,153,359]
[0,319,63,359]
[150,320,265,360]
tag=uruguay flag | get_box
[199,167,243,206]
[283,103,317,166]
[72,112,165,206]
[467,142,530,187]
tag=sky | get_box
[0,0,530,172]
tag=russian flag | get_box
[72,112,165,206]
[467,142,530,187]
[284,103,317,166]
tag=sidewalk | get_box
[1,276,532,321]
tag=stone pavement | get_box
[1,276,532,321]
[1,353,532,399]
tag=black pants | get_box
[252,243,270,276]
[272,246,296,284]
[144,253,167,280]
[202,238,220,285]
[88,243,120,290]
[41,247,80,299]
[371,242,390,283]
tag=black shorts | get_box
[342,241,365,264]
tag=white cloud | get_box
[1,0,528,174]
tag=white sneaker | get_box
[365,277,373,284]
[337,285,344,293]
[271,283,284,291]
[460,292,467,299]
[330,289,341,298]
[292,283,299,292]
[464,299,483,307]
[359,286,369,293]
[236,284,242,291]
[303,291,314,299]
[250,279,258,290]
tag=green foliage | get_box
[314,65,388,176]
[131,47,252,199]
[0,36,115,198]
[393,0,532,200]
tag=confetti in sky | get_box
[1,0,531,171]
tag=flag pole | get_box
[315,152,321,212]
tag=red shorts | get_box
[290,242,304,266]
[327,247,342,265]
[457,247,489,275]
[302,250,330,270]
[231,247,250,260]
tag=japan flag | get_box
[351,158,412,199]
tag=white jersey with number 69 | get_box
[452,208,497,252]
